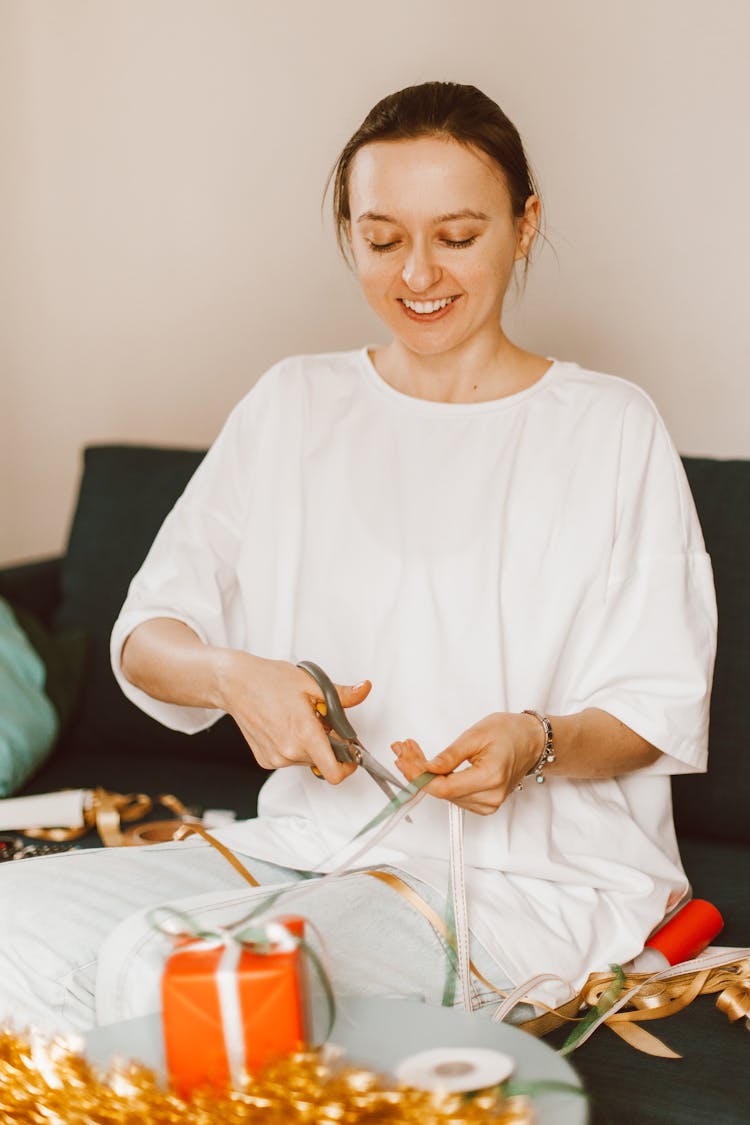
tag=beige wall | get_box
[2,0,749,565]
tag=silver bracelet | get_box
[517,710,556,790]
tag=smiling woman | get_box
[346,136,545,401]
[0,82,716,1040]
[330,83,545,401]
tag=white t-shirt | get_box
[111,348,717,1006]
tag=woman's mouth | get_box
[399,295,460,321]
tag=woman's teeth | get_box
[402,297,456,314]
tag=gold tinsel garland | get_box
[0,1028,533,1125]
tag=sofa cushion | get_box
[52,445,255,774]
[11,603,87,734]
[0,598,59,795]
[677,836,750,947]
[673,459,750,846]
[0,556,63,626]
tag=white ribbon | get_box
[448,805,474,1012]
[215,939,246,1086]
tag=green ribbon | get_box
[559,962,626,1056]
[350,769,436,839]
[503,1078,588,1100]
[440,823,460,1008]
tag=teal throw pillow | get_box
[0,597,60,796]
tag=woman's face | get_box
[347,136,538,359]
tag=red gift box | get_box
[162,914,310,1096]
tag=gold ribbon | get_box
[716,982,750,1023]
[175,822,262,888]
[20,790,210,848]
[120,793,202,847]
[556,958,750,1056]
[23,788,153,845]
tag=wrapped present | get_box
[161,914,311,1096]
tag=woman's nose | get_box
[401,245,441,292]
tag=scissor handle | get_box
[297,661,358,744]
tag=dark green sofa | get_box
[2,445,748,1124]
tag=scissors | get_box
[297,660,411,807]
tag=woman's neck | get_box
[370,332,551,404]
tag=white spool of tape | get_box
[395,1046,515,1093]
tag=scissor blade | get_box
[357,745,410,795]
[361,756,414,824]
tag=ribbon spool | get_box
[395,1047,515,1094]
[122,820,190,845]
[645,899,724,966]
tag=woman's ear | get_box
[514,195,541,261]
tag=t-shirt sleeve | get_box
[564,390,717,774]
[109,380,266,734]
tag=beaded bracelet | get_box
[516,710,556,790]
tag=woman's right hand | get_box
[121,619,369,785]
[216,651,372,784]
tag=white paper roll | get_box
[395,1046,515,1093]
[0,789,87,830]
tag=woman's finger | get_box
[423,738,476,774]
[392,738,431,781]
[334,679,373,708]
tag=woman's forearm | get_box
[120,617,237,710]
[544,709,661,779]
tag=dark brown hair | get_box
[328,81,539,260]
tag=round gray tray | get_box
[87,996,587,1124]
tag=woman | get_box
[0,81,716,1032]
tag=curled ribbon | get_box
[555,953,750,1057]
[715,971,750,1024]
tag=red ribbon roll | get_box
[646,899,724,965]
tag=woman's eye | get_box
[367,240,400,253]
[366,235,477,253]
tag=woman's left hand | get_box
[392,712,544,815]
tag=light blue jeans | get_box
[0,835,516,1034]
